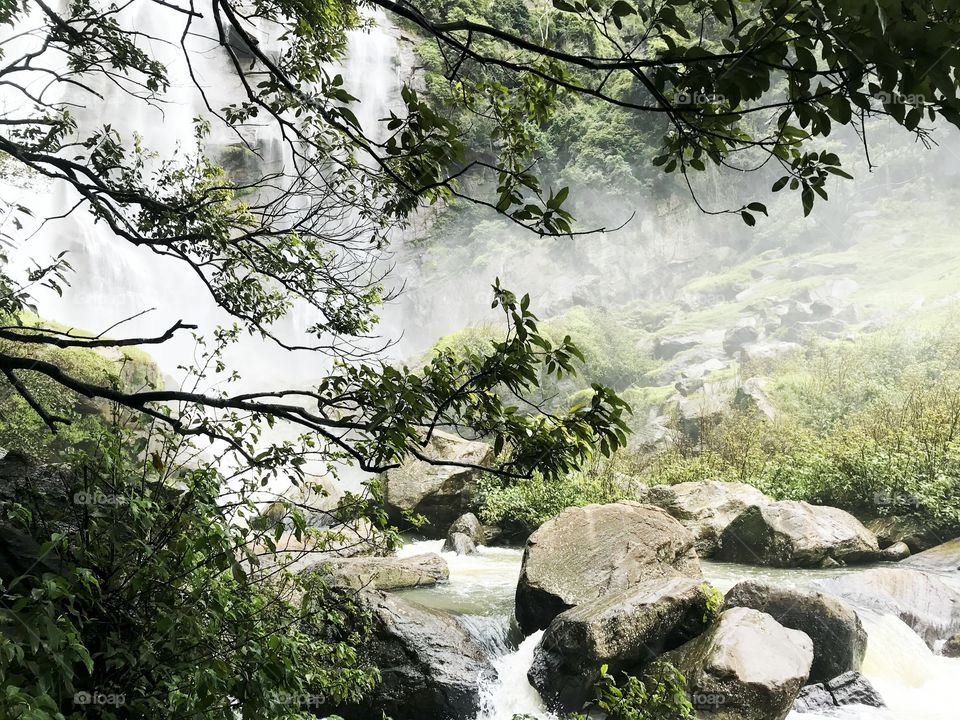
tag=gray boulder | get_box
[529,576,715,711]
[652,607,814,720]
[655,333,703,360]
[332,592,493,720]
[306,552,448,591]
[637,480,771,557]
[736,376,777,419]
[442,532,476,556]
[724,581,866,683]
[723,319,761,356]
[444,512,486,547]
[383,431,494,537]
[944,632,960,658]
[793,672,885,714]
[817,567,960,653]
[903,536,960,573]
[717,501,880,567]
[515,501,701,634]
[880,541,911,561]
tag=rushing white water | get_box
[396,540,960,720]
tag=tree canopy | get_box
[1,0,959,475]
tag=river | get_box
[395,540,960,720]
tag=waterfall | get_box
[2,3,405,389]
[476,631,557,720]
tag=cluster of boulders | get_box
[635,480,890,567]
[513,501,879,719]
[301,434,960,719]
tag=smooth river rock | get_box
[652,607,814,720]
[515,501,702,635]
[717,500,880,567]
[817,567,960,653]
[528,576,715,711]
[383,431,494,537]
[637,480,772,556]
[304,552,448,591]
[903,536,960,573]
[333,591,493,720]
[724,581,867,683]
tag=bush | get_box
[0,421,380,720]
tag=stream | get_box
[395,540,960,720]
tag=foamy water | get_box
[396,540,960,720]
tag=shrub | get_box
[0,421,380,720]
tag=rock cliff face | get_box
[817,567,960,654]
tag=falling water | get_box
[2,4,405,389]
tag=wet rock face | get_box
[724,581,867,683]
[331,592,494,720]
[514,501,702,635]
[636,480,772,557]
[793,672,885,714]
[817,567,960,654]
[528,576,714,712]
[652,607,814,720]
[382,431,494,537]
[716,500,880,567]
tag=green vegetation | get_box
[478,324,960,536]
[514,663,694,720]
[0,315,161,460]
[0,422,380,720]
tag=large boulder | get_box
[331,592,493,720]
[903,536,960,573]
[528,576,715,711]
[443,533,476,556]
[515,501,702,635]
[717,501,880,567]
[305,552,448,591]
[443,512,485,554]
[383,431,494,537]
[793,672,885,714]
[723,318,761,356]
[637,481,772,557]
[817,567,960,654]
[724,581,866,683]
[448,512,486,544]
[651,607,814,720]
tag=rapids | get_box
[396,540,960,720]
